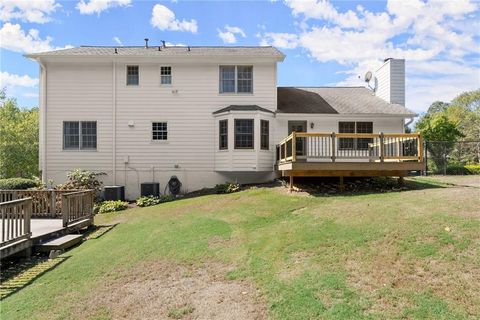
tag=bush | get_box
[446,164,469,175]
[56,169,104,200]
[215,182,241,194]
[136,195,175,207]
[0,178,41,190]
[465,164,480,175]
[96,200,129,214]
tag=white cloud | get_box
[76,0,131,15]
[217,25,246,44]
[0,0,60,23]
[260,0,480,112]
[150,4,198,33]
[0,22,72,53]
[0,71,39,88]
[113,36,122,45]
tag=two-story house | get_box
[26,44,423,199]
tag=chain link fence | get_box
[425,140,480,175]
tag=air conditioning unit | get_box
[141,182,160,197]
[104,186,125,201]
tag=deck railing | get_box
[0,198,32,247]
[61,190,94,228]
[0,190,82,218]
[277,132,423,163]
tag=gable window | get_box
[219,119,228,150]
[219,65,253,94]
[152,122,168,141]
[338,121,373,150]
[126,65,139,86]
[160,66,172,85]
[261,120,269,150]
[63,121,97,150]
[234,119,254,149]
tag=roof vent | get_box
[114,48,118,54]
[158,46,161,51]
[161,40,166,48]
[144,38,149,48]
[187,46,191,52]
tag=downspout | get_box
[112,61,117,184]
[38,60,47,182]
[404,117,414,132]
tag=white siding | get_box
[43,60,277,198]
[375,59,405,106]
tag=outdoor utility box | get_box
[141,182,160,197]
[104,186,125,201]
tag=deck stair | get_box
[35,234,83,253]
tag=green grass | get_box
[2,176,480,319]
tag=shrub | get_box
[0,178,41,190]
[446,164,469,175]
[215,182,241,194]
[136,195,175,207]
[56,169,104,200]
[465,164,480,175]
[96,200,129,214]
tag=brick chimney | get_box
[375,58,405,106]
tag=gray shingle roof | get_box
[277,87,415,116]
[25,46,285,60]
[213,105,274,114]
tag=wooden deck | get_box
[276,132,425,188]
[0,190,94,259]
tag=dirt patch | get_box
[277,251,316,281]
[75,260,267,320]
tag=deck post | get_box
[289,175,293,192]
[61,194,68,228]
[379,133,385,162]
[292,132,297,162]
[50,189,56,217]
[339,176,345,191]
[331,132,336,162]
[398,176,405,187]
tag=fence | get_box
[425,140,480,175]
[0,190,82,218]
[0,198,32,247]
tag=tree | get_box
[427,101,450,114]
[0,90,39,178]
[415,113,464,172]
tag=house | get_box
[26,43,423,199]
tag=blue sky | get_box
[1,0,479,113]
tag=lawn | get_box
[2,176,480,319]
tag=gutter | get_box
[38,60,47,182]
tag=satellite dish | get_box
[364,71,372,82]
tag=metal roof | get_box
[277,87,415,116]
[213,105,274,114]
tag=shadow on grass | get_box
[280,176,445,198]
[0,255,71,300]
[83,224,118,240]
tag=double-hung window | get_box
[219,120,228,150]
[126,65,139,86]
[234,119,254,149]
[152,122,168,141]
[63,121,97,150]
[260,120,269,150]
[160,66,172,85]
[338,121,373,150]
[219,65,253,93]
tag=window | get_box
[219,65,253,94]
[234,119,254,149]
[219,120,228,150]
[219,66,235,93]
[356,122,373,150]
[338,121,373,150]
[63,121,96,150]
[261,120,269,150]
[160,66,172,85]
[126,65,139,86]
[237,66,253,93]
[152,122,168,141]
